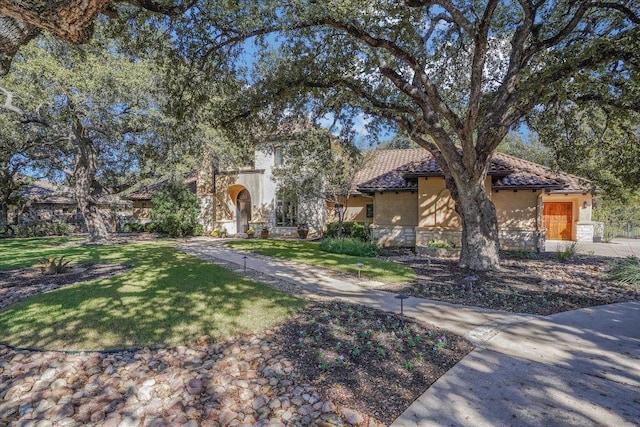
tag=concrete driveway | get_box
[546,238,640,258]
[391,302,640,427]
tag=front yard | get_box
[0,237,470,426]
[225,239,416,284]
[0,238,304,350]
[3,236,637,425]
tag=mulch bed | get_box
[272,301,473,425]
[382,251,640,315]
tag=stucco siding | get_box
[493,189,540,230]
[374,192,417,227]
[340,195,373,222]
[418,177,460,229]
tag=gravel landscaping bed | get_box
[0,303,471,426]
[383,252,640,315]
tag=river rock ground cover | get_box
[0,241,472,426]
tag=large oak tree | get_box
[198,0,639,270]
[0,35,165,241]
[2,0,639,270]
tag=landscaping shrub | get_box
[14,221,73,237]
[320,237,380,257]
[427,239,455,249]
[608,256,640,287]
[326,221,371,240]
[123,222,149,233]
[556,242,577,261]
[151,181,201,237]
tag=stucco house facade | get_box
[128,146,598,251]
[342,149,598,251]
[127,145,322,236]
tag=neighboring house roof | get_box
[20,180,75,204]
[19,180,131,206]
[358,149,592,194]
[125,172,198,201]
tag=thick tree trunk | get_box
[72,132,109,243]
[447,176,501,271]
[0,201,8,235]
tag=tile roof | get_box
[358,149,592,194]
[20,180,76,204]
[352,148,427,192]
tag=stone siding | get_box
[576,221,596,242]
[411,228,543,252]
[498,229,543,252]
[372,225,416,247]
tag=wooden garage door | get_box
[543,202,573,240]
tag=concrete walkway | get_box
[179,240,640,427]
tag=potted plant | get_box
[297,223,309,239]
[246,227,256,238]
[260,227,269,239]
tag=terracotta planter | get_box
[260,228,269,239]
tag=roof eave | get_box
[493,185,564,191]
[358,187,417,194]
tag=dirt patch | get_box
[383,252,640,315]
[0,263,131,310]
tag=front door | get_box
[543,202,573,240]
[236,189,251,233]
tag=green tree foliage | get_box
[271,124,364,234]
[530,104,640,200]
[0,32,170,241]
[0,115,35,234]
[377,133,420,150]
[497,132,555,168]
[156,0,639,270]
[151,180,202,237]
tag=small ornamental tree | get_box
[151,180,201,237]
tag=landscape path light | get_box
[243,255,248,272]
[395,294,409,323]
[355,262,364,278]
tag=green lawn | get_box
[225,239,416,284]
[0,237,304,351]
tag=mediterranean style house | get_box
[128,146,599,252]
[345,149,598,252]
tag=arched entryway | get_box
[236,189,252,233]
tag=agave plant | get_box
[39,256,71,275]
[608,256,640,287]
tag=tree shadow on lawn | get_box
[225,240,415,283]
[0,245,303,351]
